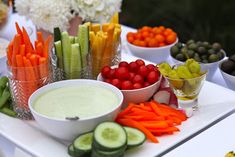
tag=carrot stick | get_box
[29,54,39,79]
[13,34,21,55]
[7,43,13,66]
[15,54,25,81]
[116,118,159,143]
[15,22,23,35]
[116,103,135,119]
[149,101,168,117]
[37,32,44,45]
[149,127,180,134]
[140,121,169,129]
[22,27,33,54]
[43,35,53,59]
[39,57,49,78]
[19,45,25,56]
[35,43,43,56]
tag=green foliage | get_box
[120,0,235,56]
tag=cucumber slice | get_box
[93,122,127,151]
[61,32,71,78]
[73,132,93,156]
[54,41,63,69]
[78,25,89,68]
[68,144,76,157]
[91,146,126,157]
[124,127,146,148]
[70,43,82,79]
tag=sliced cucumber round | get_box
[73,132,93,156]
[124,127,146,148]
[91,146,126,157]
[93,122,127,151]
[68,144,76,157]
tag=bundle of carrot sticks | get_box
[115,100,187,143]
[6,22,52,108]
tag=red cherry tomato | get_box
[129,72,136,81]
[133,83,143,89]
[121,80,133,90]
[135,59,145,66]
[104,78,112,84]
[118,61,129,68]
[128,61,139,72]
[146,64,156,71]
[107,68,116,79]
[101,66,111,78]
[147,71,159,84]
[143,81,151,87]
[138,65,149,78]
[115,67,130,80]
[132,74,144,84]
[111,78,121,89]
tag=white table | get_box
[0,13,234,157]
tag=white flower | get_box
[73,0,122,23]
[15,0,32,16]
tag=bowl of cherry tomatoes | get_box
[97,59,162,108]
[126,26,178,64]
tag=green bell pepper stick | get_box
[0,107,17,117]
[0,87,11,108]
[0,76,8,88]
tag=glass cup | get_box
[164,72,207,110]
[7,61,52,119]
[91,39,121,79]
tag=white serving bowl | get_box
[219,60,235,91]
[97,73,162,108]
[127,38,178,64]
[170,51,226,81]
[29,79,123,141]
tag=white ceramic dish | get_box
[28,79,123,141]
[97,72,162,108]
[1,81,235,157]
[219,60,235,91]
[127,38,178,64]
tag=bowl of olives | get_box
[170,40,226,81]
[219,54,235,91]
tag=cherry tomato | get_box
[108,68,116,79]
[143,81,150,87]
[132,74,144,84]
[101,66,111,78]
[133,83,143,89]
[104,78,112,84]
[135,59,145,66]
[121,80,133,90]
[118,61,129,68]
[138,65,149,77]
[147,71,159,84]
[146,64,156,71]
[115,67,129,80]
[129,72,136,81]
[111,78,121,89]
[128,61,139,72]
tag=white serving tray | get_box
[1,81,235,157]
[1,53,235,157]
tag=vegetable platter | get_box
[1,53,235,157]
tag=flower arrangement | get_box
[15,0,122,33]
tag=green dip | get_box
[33,85,119,119]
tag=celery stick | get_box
[70,43,81,79]
[70,36,75,44]
[54,40,63,69]
[61,32,71,78]
[75,37,79,43]
[78,25,89,68]
[54,27,61,42]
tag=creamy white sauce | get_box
[33,85,119,119]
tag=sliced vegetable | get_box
[73,132,93,157]
[93,122,127,151]
[124,127,146,148]
[54,41,63,69]
[78,25,89,68]
[70,43,82,79]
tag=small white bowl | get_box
[219,60,235,91]
[127,38,178,64]
[170,51,226,81]
[97,73,162,108]
[29,79,123,141]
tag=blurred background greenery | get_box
[120,0,235,56]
